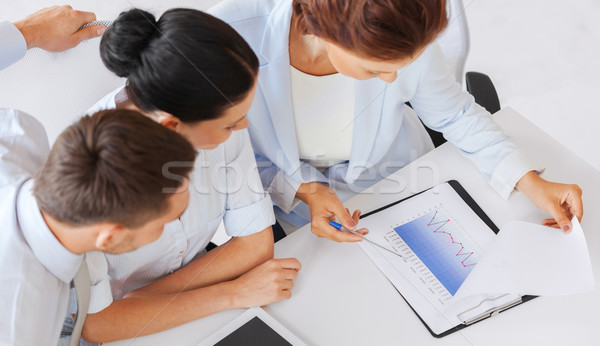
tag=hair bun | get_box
[100,9,159,77]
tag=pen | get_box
[329,221,403,258]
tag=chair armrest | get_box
[465,71,501,114]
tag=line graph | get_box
[392,207,481,295]
[427,211,476,268]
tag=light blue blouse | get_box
[210,0,540,226]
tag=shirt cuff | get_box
[0,21,27,71]
[267,170,302,214]
[224,193,276,237]
[489,148,545,200]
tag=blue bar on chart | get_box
[393,208,479,295]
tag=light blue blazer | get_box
[210,0,536,225]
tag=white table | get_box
[107,108,599,345]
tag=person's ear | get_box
[157,112,182,131]
[95,224,123,251]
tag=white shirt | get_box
[0,109,83,345]
[69,88,276,314]
[290,66,355,169]
[0,21,26,71]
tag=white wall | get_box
[466,0,600,172]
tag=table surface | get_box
[107,108,599,346]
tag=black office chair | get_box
[422,72,501,147]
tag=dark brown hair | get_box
[293,0,448,60]
[33,110,197,228]
[101,8,259,122]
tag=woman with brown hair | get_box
[210,0,583,241]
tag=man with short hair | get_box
[0,108,197,345]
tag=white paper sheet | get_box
[453,217,596,301]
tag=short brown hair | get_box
[33,110,197,228]
[293,0,448,60]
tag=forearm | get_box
[83,254,303,342]
[82,281,237,343]
[129,227,274,296]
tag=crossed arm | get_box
[81,227,301,343]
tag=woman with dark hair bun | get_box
[98,8,259,148]
[62,8,301,344]
[209,0,583,242]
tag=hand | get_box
[229,258,301,308]
[13,5,105,52]
[296,182,368,242]
[516,171,583,233]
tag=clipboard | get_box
[359,180,536,338]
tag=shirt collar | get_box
[16,179,83,283]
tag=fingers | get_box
[280,279,294,291]
[322,226,363,242]
[235,259,301,307]
[312,206,367,242]
[354,228,369,235]
[548,203,572,233]
[565,184,584,222]
[274,268,298,289]
[67,11,101,46]
[279,290,292,300]
[542,184,583,233]
[349,209,359,222]
[273,258,302,271]
[73,24,106,43]
[331,202,356,231]
[542,218,559,229]
[282,269,299,281]
[349,209,369,235]
[306,187,365,242]
[311,215,362,242]
[273,261,299,299]
[72,10,97,26]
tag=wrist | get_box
[218,280,241,310]
[515,170,543,196]
[295,182,326,204]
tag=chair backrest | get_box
[0,22,123,144]
[436,0,471,86]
